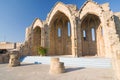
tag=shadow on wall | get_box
[114,15,120,40]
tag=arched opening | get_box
[81,14,105,56]
[32,26,41,55]
[49,11,72,55]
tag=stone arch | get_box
[80,14,105,56]
[47,2,75,56]
[47,2,73,26]
[32,18,43,30]
[31,18,43,55]
[80,12,102,23]
[78,1,106,57]
[79,1,103,20]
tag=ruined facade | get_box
[20,0,120,79]
[22,0,120,58]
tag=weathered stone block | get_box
[49,58,65,74]
[9,51,20,67]
[50,57,59,63]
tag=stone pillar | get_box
[41,27,44,47]
[9,51,20,67]
[113,51,120,80]
[116,53,120,80]
[70,16,77,57]
[49,58,65,74]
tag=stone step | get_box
[20,56,112,68]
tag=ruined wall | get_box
[0,53,9,64]
[47,2,78,57]
[21,1,120,79]
[49,17,72,55]
[19,26,33,56]
[79,1,107,57]
[112,13,120,80]
[32,27,41,55]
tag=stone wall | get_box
[0,53,9,64]
[0,42,22,50]
[0,42,15,49]
[22,1,120,57]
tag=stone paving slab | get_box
[0,63,113,80]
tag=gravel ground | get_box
[0,63,113,80]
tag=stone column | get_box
[70,16,78,57]
[116,52,120,80]
[49,58,65,74]
[9,51,20,67]
[76,18,83,57]
[41,27,45,47]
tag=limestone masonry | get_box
[21,1,120,58]
[0,0,119,79]
[14,0,120,80]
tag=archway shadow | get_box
[65,67,85,73]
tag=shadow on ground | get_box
[20,62,41,67]
[65,67,85,73]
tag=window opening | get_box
[91,28,95,41]
[58,28,61,37]
[83,30,86,40]
[67,22,71,37]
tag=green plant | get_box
[38,46,47,56]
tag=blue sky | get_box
[0,0,120,42]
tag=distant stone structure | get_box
[0,42,22,64]
[0,53,9,63]
[0,42,22,50]
[19,0,120,79]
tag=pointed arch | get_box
[81,12,101,24]
[78,0,107,57]
[32,18,43,30]
[47,2,76,56]
[31,18,43,55]
[79,1,103,20]
[47,2,73,26]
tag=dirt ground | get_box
[0,63,113,80]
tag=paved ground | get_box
[0,63,113,80]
